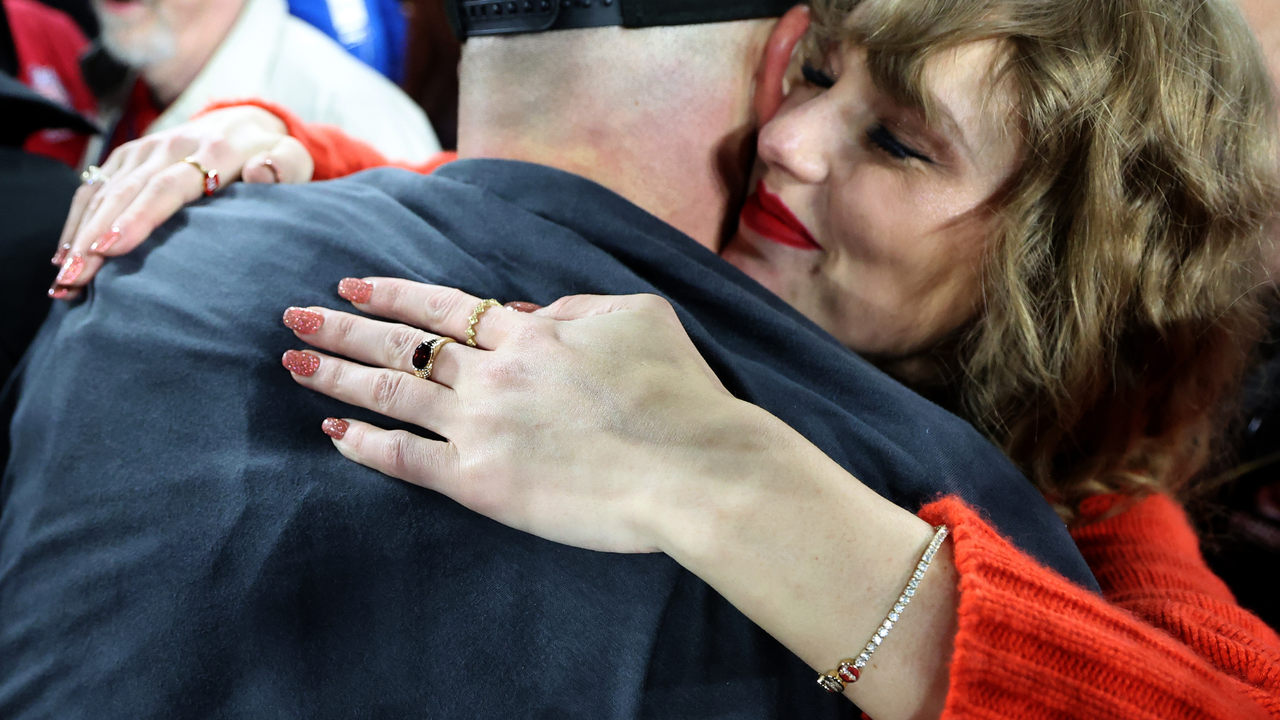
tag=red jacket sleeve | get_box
[200,99,456,180]
[918,494,1280,719]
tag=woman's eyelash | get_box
[867,124,933,164]
[802,64,836,89]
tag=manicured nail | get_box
[337,277,373,304]
[90,227,122,253]
[504,301,542,313]
[283,307,324,334]
[55,253,86,285]
[51,243,71,266]
[321,417,349,440]
[282,349,320,376]
[48,284,71,299]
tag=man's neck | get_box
[142,0,248,106]
[457,120,755,253]
[454,28,769,252]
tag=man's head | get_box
[455,3,811,250]
[93,0,248,102]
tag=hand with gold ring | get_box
[278,277,760,555]
[180,157,220,197]
[51,106,316,300]
[280,278,959,720]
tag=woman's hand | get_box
[280,279,766,554]
[52,106,315,299]
[284,279,957,719]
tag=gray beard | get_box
[97,10,178,69]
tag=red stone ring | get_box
[181,156,220,197]
[412,337,456,381]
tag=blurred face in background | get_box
[92,0,182,68]
[93,0,248,75]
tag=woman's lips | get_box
[739,181,822,252]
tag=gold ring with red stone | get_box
[181,156,220,197]
[412,337,456,380]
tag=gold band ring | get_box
[259,158,281,183]
[412,337,456,380]
[80,165,109,186]
[465,299,502,347]
[180,156,220,197]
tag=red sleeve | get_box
[199,99,456,181]
[918,494,1280,720]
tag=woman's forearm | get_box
[643,404,958,720]
[640,404,1280,720]
[644,399,1280,720]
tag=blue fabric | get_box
[0,161,1097,718]
[288,0,405,82]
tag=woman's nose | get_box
[757,93,834,185]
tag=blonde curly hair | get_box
[809,0,1280,523]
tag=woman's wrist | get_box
[642,399,923,568]
[633,400,810,557]
[640,402,957,719]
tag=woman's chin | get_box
[720,233,952,359]
[721,231,815,308]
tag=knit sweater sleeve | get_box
[199,99,456,180]
[917,494,1280,719]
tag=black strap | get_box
[620,0,798,27]
[451,0,798,40]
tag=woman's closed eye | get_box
[802,63,837,90]
[867,124,934,164]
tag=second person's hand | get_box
[52,105,315,299]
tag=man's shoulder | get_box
[157,165,602,260]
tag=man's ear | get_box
[753,5,811,126]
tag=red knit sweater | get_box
[204,99,1280,719]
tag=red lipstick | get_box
[739,181,822,252]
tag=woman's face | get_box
[721,41,1023,359]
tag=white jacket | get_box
[146,0,440,161]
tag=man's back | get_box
[0,162,1094,718]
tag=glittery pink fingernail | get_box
[321,417,349,440]
[283,307,324,334]
[282,350,320,376]
[90,227,122,253]
[51,243,71,266]
[504,301,542,313]
[337,277,373,304]
[48,284,71,299]
[55,253,86,285]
